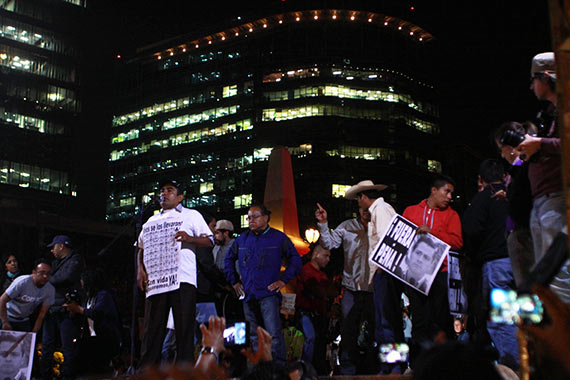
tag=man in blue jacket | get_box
[224,204,302,365]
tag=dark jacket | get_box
[83,290,122,348]
[463,184,509,264]
[195,246,227,302]
[507,163,532,228]
[50,250,85,310]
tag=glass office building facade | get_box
[108,9,443,229]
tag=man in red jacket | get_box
[402,175,462,364]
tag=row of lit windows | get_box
[157,50,241,71]
[263,66,434,89]
[5,82,79,112]
[262,67,320,83]
[264,85,437,116]
[326,146,442,173]
[112,84,239,128]
[0,160,75,195]
[111,105,241,145]
[0,17,74,55]
[0,108,57,134]
[326,146,397,161]
[110,153,254,184]
[110,118,250,162]
[0,45,76,83]
[262,104,438,133]
[253,144,313,161]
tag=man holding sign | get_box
[402,175,462,359]
[136,179,213,367]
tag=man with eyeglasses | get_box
[224,204,302,365]
[0,258,55,332]
[515,52,570,303]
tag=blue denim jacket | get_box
[224,227,301,301]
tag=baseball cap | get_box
[531,52,556,79]
[47,235,72,248]
[215,219,234,232]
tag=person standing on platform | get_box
[137,179,213,367]
[224,204,302,366]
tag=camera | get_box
[378,343,409,363]
[499,129,525,148]
[223,321,249,348]
[65,289,80,304]
[489,288,543,325]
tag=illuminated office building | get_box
[0,0,119,256]
[108,9,444,229]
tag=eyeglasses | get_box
[246,214,264,221]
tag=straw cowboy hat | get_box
[344,180,388,200]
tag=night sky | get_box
[80,0,554,215]
[95,0,552,149]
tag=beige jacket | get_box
[367,197,396,283]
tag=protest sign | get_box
[370,214,449,295]
[448,251,468,315]
[141,216,183,297]
[0,330,36,380]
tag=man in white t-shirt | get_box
[136,179,213,367]
[0,258,55,332]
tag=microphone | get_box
[148,195,163,205]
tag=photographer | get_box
[515,53,570,304]
[64,268,122,376]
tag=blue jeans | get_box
[530,192,570,303]
[482,258,519,370]
[243,295,286,365]
[300,314,315,363]
[42,310,80,380]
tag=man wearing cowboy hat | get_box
[344,180,405,374]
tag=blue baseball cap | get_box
[47,235,72,248]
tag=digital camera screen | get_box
[223,321,248,347]
[379,343,409,363]
[490,289,543,325]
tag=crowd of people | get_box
[1,51,570,380]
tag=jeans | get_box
[243,295,286,365]
[42,310,80,380]
[373,272,405,374]
[300,314,315,363]
[530,192,570,303]
[482,258,519,370]
[339,288,374,375]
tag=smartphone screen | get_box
[489,288,543,324]
[379,343,409,363]
[223,321,249,347]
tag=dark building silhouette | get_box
[108,8,447,231]
[0,0,124,266]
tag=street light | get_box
[304,228,320,244]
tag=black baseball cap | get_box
[159,179,184,192]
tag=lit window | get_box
[427,160,442,173]
[241,215,248,228]
[222,84,237,98]
[233,194,252,209]
[200,182,214,193]
[332,184,351,198]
